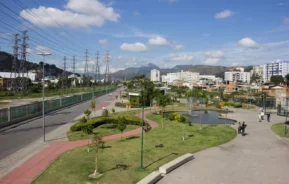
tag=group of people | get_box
[258,108,271,122]
[238,121,247,136]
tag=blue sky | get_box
[0,0,289,73]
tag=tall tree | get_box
[251,72,261,83]
[270,75,284,85]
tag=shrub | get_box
[82,125,93,134]
[84,109,91,119]
[233,103,242,108]
[70,116,142,132]
[111,108,115,113]
[115,102,139,108]
[102,109,109,117]
[187,119,192,126]
[79,116,87,123]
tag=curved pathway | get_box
[158,108,289,184]
[0,110,157,184]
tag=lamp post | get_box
[140,81,145,171]
[37,53,51,142]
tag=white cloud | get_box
[204,50,224,64]
[20,0,119,28]
[166,53,194,62]
[148,36,168,46]
[171,44,184,50]
[231,62,241,66]
[98,39,108,46]
[120,42,149,52]
[35,45,53,54]
[284,18,289,24]
[215,10,235,19]
[133,11,140,16]
[238,37,259,48]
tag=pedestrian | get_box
[267,112,271,122]
[258,113,261,122]
[261,110,264,120]
[242,121,247,136]
[238,122,242,134]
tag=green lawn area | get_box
[32,112,237,184]
[271,123,289,138]
[67,124,140,141]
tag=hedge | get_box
[115,102,139,108]
[70,116,142,132]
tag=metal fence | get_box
[0,87,117,124]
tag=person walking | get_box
[242,121,247,136]
[261,110,264,120]
[267,112,271,122]
[258,113,261,122]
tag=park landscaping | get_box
[271,123,289,138]
[33,111,237,184]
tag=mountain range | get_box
[112,63,253,80]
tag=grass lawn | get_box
[33,112,237,184]
[67,124,140,141]
[271,123,289,138]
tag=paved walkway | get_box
[0,109,157,184]
[158,108,289,184]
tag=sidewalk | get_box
[0,108,157,184]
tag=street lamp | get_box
[139,81,145,171]
[37,52,52,142]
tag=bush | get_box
[102,109,109,117]
[70,116,142,132]
[115,102,139,108]
[233,103,242,108]
[79,116,87,123]
[112,108,115,113]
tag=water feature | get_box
[181,111,235,125]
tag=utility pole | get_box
[96,51,100,84]
[84,49,88,86]
[104,51,110,84]
[10,33,20,94]
[19,31,29,93]
[72,56,76,88]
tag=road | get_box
[0,91,118,160]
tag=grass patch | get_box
[67,124,140,141]
[33,112,237,184]
[271,123,289,138]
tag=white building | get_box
[224,68,250,83]
[162,70,199,84]
[150,69,160,82]
[251,65,264,79]
[263,60,289,82]
[0,72,36,81]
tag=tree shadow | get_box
[126,135,139,140]
[144,153,178,169]
[102,164,130,173]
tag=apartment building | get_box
[150,69,160,82]
[263,60,289,82]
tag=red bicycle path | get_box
[0,101,158,184]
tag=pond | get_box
[181,111,235,125]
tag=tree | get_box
[82,125,93,152]
[84,109,91,119]
[102,109,109,117]
[143,121,152,143]
[117,116,127,140]
[157,94,171,128]
[90,98,96,118]
[89,134,104,179]
[251,72,261,83]
[270,75,284,85]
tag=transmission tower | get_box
[19,31,29,93]
[62,56,66,90]
[10,33,20,94]
[104,51,110,84]
[84,49,89,86]
[95,51,100,84]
